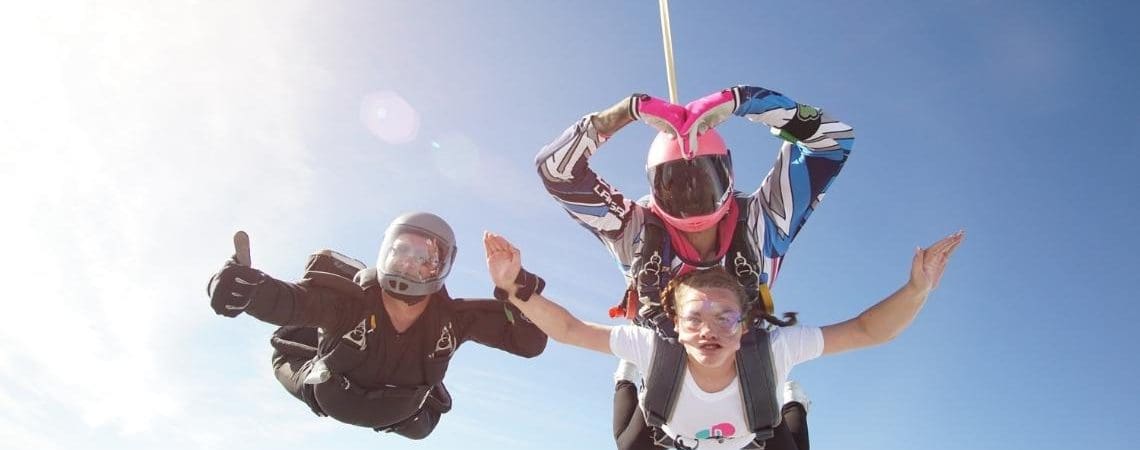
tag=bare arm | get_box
[821,282,928,355]
[483,231,614,355]
[822,230,964,355]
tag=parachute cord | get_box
[658,0,679,103]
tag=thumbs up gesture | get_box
[207,231,267,317]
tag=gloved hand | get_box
[632,93,687,138]
[683,87,741,136]
[208,231,265,317]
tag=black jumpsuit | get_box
[242,267,548,439]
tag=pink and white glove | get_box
[633,88,743,159]
[632,94,688,139]
[684,87,740,136]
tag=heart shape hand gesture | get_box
[633,87,741,159]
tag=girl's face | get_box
[672,286,745,370]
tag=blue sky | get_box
[2,1,1138,449]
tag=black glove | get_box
[208,259,266,317]
[735,85,822,142]
[208,231,264,317]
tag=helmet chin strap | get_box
[386,289,431,306]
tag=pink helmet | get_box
[646,129,734,233]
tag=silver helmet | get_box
[376,212,457,302]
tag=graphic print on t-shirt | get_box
[609,324,826,450]
[695,422,736,440]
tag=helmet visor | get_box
[648,154,733,218]
[378,228,453,283]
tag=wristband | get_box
[779,104,822,141]
[493,267,546,302]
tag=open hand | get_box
[483,231,522,294]
[909,230,965,294]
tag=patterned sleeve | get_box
[734,87,856,286]
[534,115,646,274]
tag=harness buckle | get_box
[733,251,758,281]
[638,252,664,288]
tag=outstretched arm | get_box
[208,232,356,330]
[452,299,548,358]
[821,230,965,355]
[483,231,614,355]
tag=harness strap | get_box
[630,197,774,327]
[737,330,780,441]
[633,213,668,312]
[642,335,686,428]
[726,196,776,315]
[642,328,782,446]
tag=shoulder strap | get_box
[631,213,674,332]
[736,328,780,441]
[419,296,450,386]
[642,335,686,428]
[633,213,669,309]
[725,197,774,315]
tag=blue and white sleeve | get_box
[736,86,856,286]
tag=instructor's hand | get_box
[683,87,740,136]
[633,94,687,138]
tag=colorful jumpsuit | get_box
[535,86,855,450]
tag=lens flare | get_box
[360,91,419,144]
[429,132,481,183]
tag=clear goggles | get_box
[676,300,745,335]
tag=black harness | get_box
[625,196,775,337]
[627,197,782,448]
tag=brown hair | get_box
[661,266,798,328]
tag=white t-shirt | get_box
[609,325,824,450]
